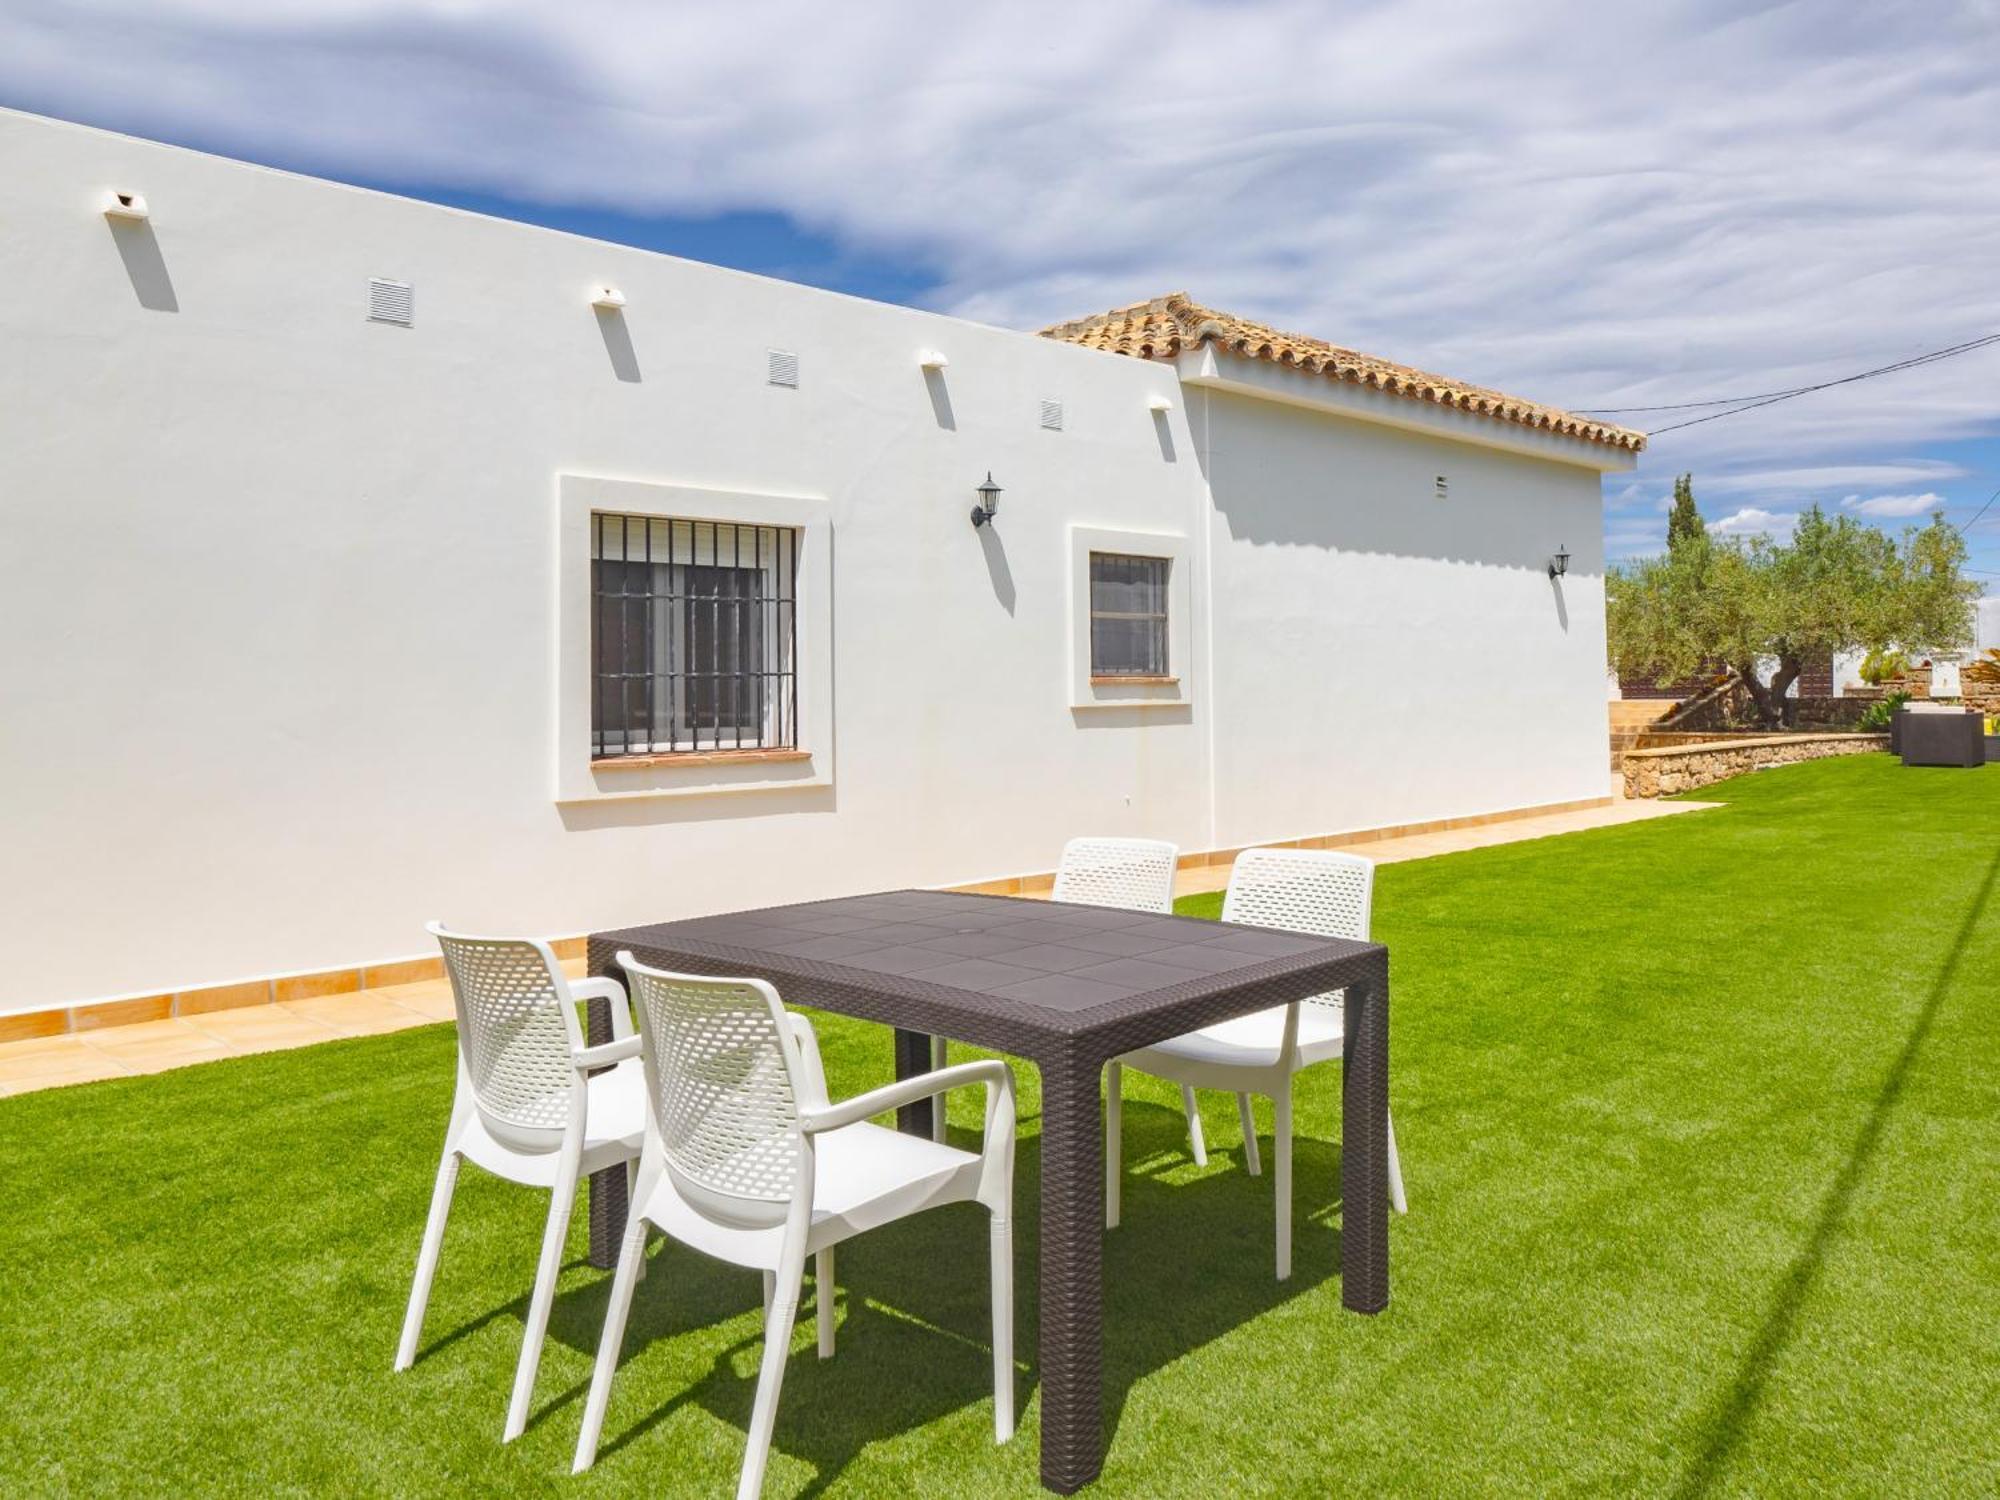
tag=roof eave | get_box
[1177,349,1642,473]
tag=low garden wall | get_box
[1622,732,1889,798]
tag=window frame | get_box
[1067,525,1194,710]
[557,475,832,802]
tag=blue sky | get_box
[3,1,1996,591]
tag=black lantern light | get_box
[1548,543,1570,580]
[971,471,1002,529]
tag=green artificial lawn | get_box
[3,755,1997,1497]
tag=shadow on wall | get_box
[1070,704,1194,731]
[109,218,177,312]
[1152,408,1176,463]
[1198,388,1596,579]
[556,783,835,833]
[979,523,1016,615]
[923,367,955,431]
[595,307,641,383]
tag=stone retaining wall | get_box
[1622,732,1889,798]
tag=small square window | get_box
[1089,552,1170,678]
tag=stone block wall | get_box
[1622,732,1889,798]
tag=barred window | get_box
[592,514,798,758]
[1089,552,1171,678]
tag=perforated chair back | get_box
[1220,848,1374,1009]
[429,923,583,1152]
[1051,837,1178,914]
[619,958,806,1228]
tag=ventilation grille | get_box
[1434,474,1449,501]
[1040,398,1064,431]
[368,278,413,326]
[767,349,799,388]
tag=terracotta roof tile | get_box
[1039,293,1645,452]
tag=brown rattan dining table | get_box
[583,888,1390,1494]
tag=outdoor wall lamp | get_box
[590,285,627,309]
[971,471,1002,528]
[1548,544,1570,580]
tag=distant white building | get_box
[0,108,1642,1014]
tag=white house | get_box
[0,109,1641,1017]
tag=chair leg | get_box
[930,1035,948,1142]
[1181,1083,1208,1166]
[763,1269,776,1316]
[1274,1080,1293,1282]
[504,1158,579,1443]
[738,1246,806,1500]
[394,1150,460,1371]
[990,1209,1015,1442]
[1236,1092,1262,1177]
[815,1248,836,1359]
[1105,1060,1123,1229]
[1388,1110,1408,1214]
[627,1160,647,1280]
[572,1212,650,1474]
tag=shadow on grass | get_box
[1672,843,2000,1497]
[467,1091,1342,1492]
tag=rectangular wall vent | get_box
[1040,398,1064,431]
[767,349,800,387]
[1434,474,1449,501]
[368,278,413,326]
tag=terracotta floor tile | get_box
[383,989,457,1023]
[0,1032,94,1060]
[0,1037,138,1092]
[183,1007,345,1054]
[77,1018,236,1073]
[371,978,452,1008]
[277,993,433,1037]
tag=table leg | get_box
[891,1026,936,1138]
[583,987,627,1271]
[1341,966,1390,1313]
[1036,1052,1105,1493]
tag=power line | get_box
[1958,483,2000,536]
[1574,332,2000,436]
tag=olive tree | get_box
[1608,502,1976,729]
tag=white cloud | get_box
[1709,507,1800,539]
[1697,463,1968,499]
[0,0,1996,496]
[1841,491,1946,518]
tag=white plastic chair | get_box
[930,836,1187,1148]
[573,954,1017,1499]
[1106,848,1408,1280]
[394,923,648,1443]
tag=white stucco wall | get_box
[0,109,1623,1012]
[1190,386,1612,846]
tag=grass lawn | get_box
[3,754,1997,1497]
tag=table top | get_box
[590,888,1384,1062]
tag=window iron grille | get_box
[1089,551,1170,677]
[591,514,799,758]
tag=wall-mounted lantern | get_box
[1548,544,1570,580]
[590,286,627,310]
[971,472,1002,529]
[1147,395,1173,413]
[103,190,150,221]
[917,349,949,371]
